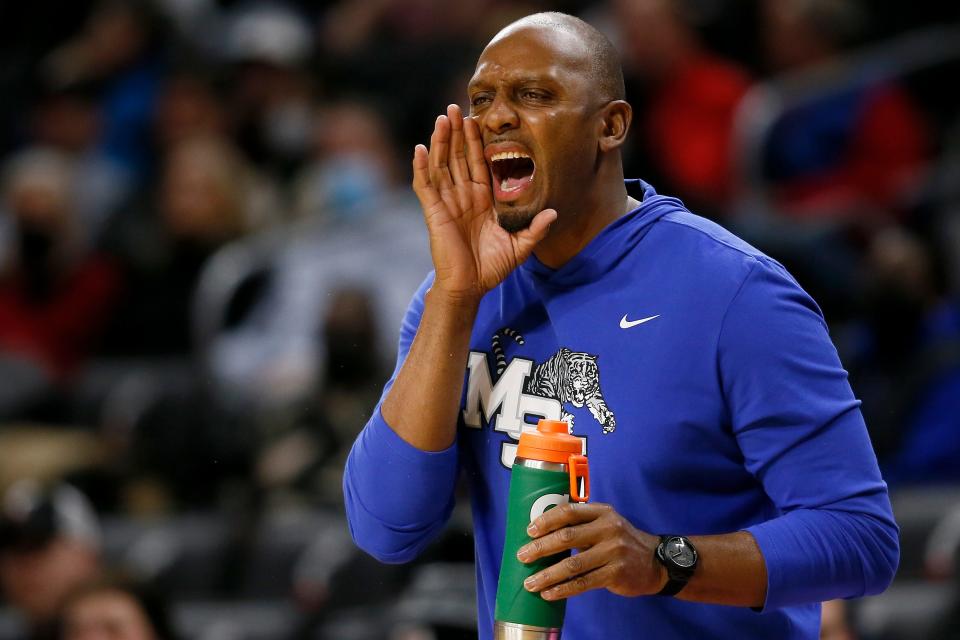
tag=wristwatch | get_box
[654,535,699,596]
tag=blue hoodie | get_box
[344,180,898,639]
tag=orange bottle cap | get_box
[516,419,583,464]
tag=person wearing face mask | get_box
[0,148,120,418]
[292,102,398,225]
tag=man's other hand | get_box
[516,502,668,601]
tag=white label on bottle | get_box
[530,493,569,524]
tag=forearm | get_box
[676,531,767,607]
[381,286,480,451]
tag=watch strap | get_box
[656,575,688,596]
[655,535,697,597]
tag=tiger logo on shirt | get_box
[490,329,616,433]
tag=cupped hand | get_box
[516,502,667,601]
[412,104,556,303]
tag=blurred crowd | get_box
[0,0,959,638]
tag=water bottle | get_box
[494,419,590,640]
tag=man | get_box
[343,12,898,639]
[0,481,103,640]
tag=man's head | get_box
[468,12,631,232]
[0,481,102,626]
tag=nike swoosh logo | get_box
[620,314,660,329]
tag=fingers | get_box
[528,502,612,538]
[540,563,620,601]
[464,115,490,186]
[446,104,472,211]
[511,208,557,261]
[519,505,656,600]
[517,520,600,563]
[523,546,608,594]
[447,104,470,186]
[412,144,442,215]
[427,106,486,214]
[523,209,559,245]
[428,114,453,190]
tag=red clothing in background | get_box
[771,84,930,217]
[645,54,752,208]
[0,256,121,378]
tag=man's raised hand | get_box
[412,104,556,304]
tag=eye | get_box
[521,89,550,102]
[470,93,492,108]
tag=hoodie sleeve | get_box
[718,258,899,610]
[342,272,461,564]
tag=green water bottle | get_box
[494,419,590,640]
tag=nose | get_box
[481,95,519,135]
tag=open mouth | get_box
[490,151,536,198]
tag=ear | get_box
[598,100,632,153]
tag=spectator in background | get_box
[317,0,518,152]
[758,0,930,220]
[845,228,960,485]
[292,100,401,225]
[205,103,432,501]
[0,148,120,419]
[41,0,167,180]
[29,84,133,246]
[60,576,176,640]
[723,0,933,326]
[611,0,752,217]
[0,481,103,640]
[209,101,431,419]
[152,72,227,152]
[221,3,316,178]
[251,286,391,500]
[102,134,270,358]
[81,134,271,508]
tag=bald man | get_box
[343,12,897,639]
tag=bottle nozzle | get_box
[537,419,570,434]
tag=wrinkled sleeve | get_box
[719,258,899,610]
[343,272,460,563]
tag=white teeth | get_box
[491,151,531,162]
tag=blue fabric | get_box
[763,87,863,181]
[344,180,898,639]
[884,367,960,484]
[99,59,163,176]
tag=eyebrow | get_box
[468,73,560,92]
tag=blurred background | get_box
[0,0,958,638]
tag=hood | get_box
[520,179,684,287]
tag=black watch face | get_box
[665,537,697,568]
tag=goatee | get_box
[495,207,536,233]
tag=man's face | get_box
[468,26,602,232]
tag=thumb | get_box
[513,208,557,259]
